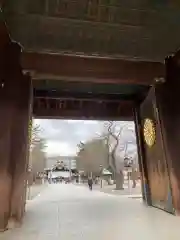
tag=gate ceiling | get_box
[4,0,180,62]
[3,1,178,119]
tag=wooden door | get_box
[140,87,174,213]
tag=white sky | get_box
[34,119,136,157]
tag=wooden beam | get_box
[33,97,134,120]
[33,89,136,101]
[22,52,165,85]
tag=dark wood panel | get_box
[3,0,165,27]
[22,52,164,85]
[4,1,180,61]
[140,87,173,213]
[3,14,165,61]
[33,97,134,120]
[0,10,10,51]
[155,54,180,215]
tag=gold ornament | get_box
[143,118,156,147]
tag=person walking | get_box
[48,170,52,184]
[88,177,93,191]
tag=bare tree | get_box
[104,122,124,189]
[29,138,47,182]
[28,119,46,172]
[29,119,41,149]
[103,121,136,190]
[77,138,109,176]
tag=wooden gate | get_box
[140,87,174,213]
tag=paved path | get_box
[1,184,180,240]
[26,184,48,200]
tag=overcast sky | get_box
[34,119,136,157]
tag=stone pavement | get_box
[26,183,48,200]
[1,184,180,240]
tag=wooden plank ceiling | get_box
[3,0,178,119]
[4,0,180,62]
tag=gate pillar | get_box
[0,40,32,230]
[8,75,32,227]
[0,79,15,231]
